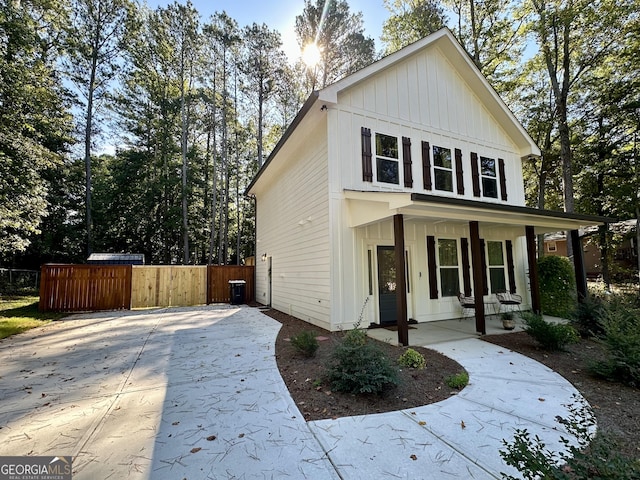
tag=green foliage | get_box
[0,0,74,260]
[521,312,579,351]
[591,299,640,387]
[397,348,426,369]
[327,328,399,395]
[500,395,640,480]
[538,256,577,318]
[571,294,607,337]
[381,0,446,54]
[445,371,469,390]
[290,330,319,358]
[295,0,375,89]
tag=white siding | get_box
[254,121,331,330]
[335,45,526,206]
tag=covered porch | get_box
[366,313,566,346]
[345,190,610,346]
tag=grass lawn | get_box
[0,295,65,339]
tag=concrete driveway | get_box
[0,305,338,479]
[0,305,591,479]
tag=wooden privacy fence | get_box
[207,265,255,304]
[40,264,254,312]
[131,266,207,308]
[39,264,132,312]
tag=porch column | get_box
[469,221,486,334]
[394,214,409,346]
[526,226,541,314]
[570,229,588,301]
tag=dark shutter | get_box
[505,239,516,293]
[498,158,507,201]
[361,127,373,182]
[422,141,432,190]
[471,152,481,197]
[480,239,488,295]
[455,148,464,195]
[402,136,413,188]
[426,236,438,299]
[461,237,472,296]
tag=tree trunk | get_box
[84,42,99,258]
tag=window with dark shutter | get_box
[498,158,508,201]
[426,236,439,299]
[471,152,480,197]
[480,239,488,295]
[402,136,413,188]
[461,237,472,296]
[455,148,464,195]
[422,141,432,190]
[505,240,516,293]
[361,127,373,182]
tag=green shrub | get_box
[290,330,319,357]
[327,328,400,395]
[537,255,577,318]
[445,371,469,389]
[500,395,640,480]
[591,301,640,387]
[571,294,607,337]
[398,348,426,369]
[521,311,579,351]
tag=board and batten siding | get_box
[254,126,331,330]
[332,44,527,207]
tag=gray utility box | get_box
[229,280,246,305]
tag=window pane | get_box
[487,241,504,265]
[376,157,399,184]
[376,133,398,159]
[438,239,458,266]
[482,177,498,198]
[440,269,460,297]
[433,146,452,168]
[434,169,453,191]
[489,267,506,292]
[480,157,496,177]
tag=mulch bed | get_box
[266,307,639,460]
[267,309,466,422]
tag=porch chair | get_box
[457,292,476,320]
[495,290,522,314]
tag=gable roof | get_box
[247,28,539,195]
[319,28,539,158]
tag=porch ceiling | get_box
[344,190,612,233]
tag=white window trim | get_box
[374,132,402,186]
[437,237,461,297]
[432,145,454,193]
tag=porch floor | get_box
[366,314,566,347]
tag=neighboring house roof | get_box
[87,253,145,265]
[544,219,636,241]
[247,28,539,196]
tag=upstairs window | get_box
[375,133,399,184]
[433,145,453,192]
[481,157,498,198]
[438,238,459,297]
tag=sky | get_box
[144,0,390,61]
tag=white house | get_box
[246,28,606,344]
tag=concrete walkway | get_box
[0,305,592,479]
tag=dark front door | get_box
[377,246,397,325]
